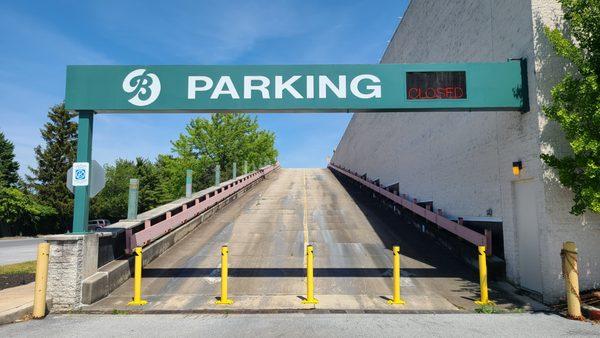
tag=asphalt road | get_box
[0,238,42,265]
[88,168,513,312]
[1,313,598,337]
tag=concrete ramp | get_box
[87,168,484,312]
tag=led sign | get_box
[406,71,466,100]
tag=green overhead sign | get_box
[65,61,527,113]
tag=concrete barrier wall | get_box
[332,0,600,303]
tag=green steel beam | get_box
[72,110,94,234]
[127,178,139,219]
[65,62,527,113]
[185,169,193,197]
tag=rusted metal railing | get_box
[328,163,491,254]
[123,163,279,253]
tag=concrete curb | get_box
[74,308,465,315]
[0,297,52,326]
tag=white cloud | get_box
[0,5,112,176]
[0,7,112,66]
[88,0,326,63]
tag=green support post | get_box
[127,179,139,220]
[72,110,94,234]
[215,165,221,186]
[232,162,237,180]
[186,169,193,197]
[243,161,248,175]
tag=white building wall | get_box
[530,0,600,302]
[332,0,600,302]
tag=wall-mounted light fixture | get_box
[512,161,523,176]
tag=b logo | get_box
[122,69,161,106]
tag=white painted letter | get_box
[188,76,213,99]
[306,75,315,99]
[350,74,381,99]
[319,75,346,98]
[211,76,240,99]
[275,75,302,99]
[244,76,271,99]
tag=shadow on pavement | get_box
[143,267,464,278]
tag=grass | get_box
[112,309,130,315]
[475,303,501,314]
[475,303,527,314]
[0,261,37,275]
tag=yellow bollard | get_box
[128,247,147,306]
[475,245,493,305]
[302,245,318,304]
[561,241,582,319]
[32,243,50,318]
[216,245,233,304]
[387,246,405,305]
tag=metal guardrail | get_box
[124,163,279,254]
[328,163,491,254]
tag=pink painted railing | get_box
[126,163,279,253]
[328,163,491,253]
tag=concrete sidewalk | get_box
[1,313,598,337]
[0,283,51,325]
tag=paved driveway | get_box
[0,238,42,265]
[0,313,598,337]
[88,169,502,312]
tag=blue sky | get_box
[0,0,408,174]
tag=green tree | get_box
[0,132,55,236]
[0,187,56,236]
[541,0,600,215]
[0,131,19,188]
[247,130,278,168]
[89,113,278,221]
[91,158,161,222]
[155,154,210,203]
[27,103,78,232]
[172,113,278,180]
